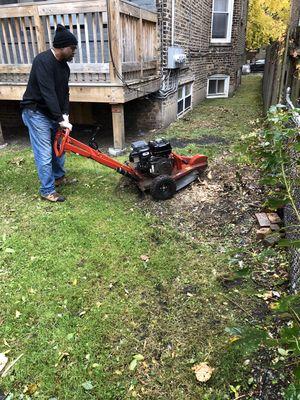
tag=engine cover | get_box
[148,138,172,158]
[129,140,151,172]
[150,157,173,176]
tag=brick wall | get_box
[132,0,249,128]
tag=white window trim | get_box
[211,0,234,44]
[177,82,193,117]
[207,75,230,98]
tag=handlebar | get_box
[54,128,70,157]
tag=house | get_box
[0,0,248,150]
[129,0,248,128]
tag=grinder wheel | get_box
[150,175,176,200]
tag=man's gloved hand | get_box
[62,114,69,123]
[59,120,73,131]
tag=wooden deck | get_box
[0,0,160,148]
[0,0,160,102]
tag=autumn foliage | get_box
[246,0,291,51]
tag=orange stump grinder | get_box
[54,129,208,200]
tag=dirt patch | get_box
[137,153,263,243]
[170,135,228,148]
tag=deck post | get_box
[109,104,125,155]
[33,6,46,53]
[107,0,122,83]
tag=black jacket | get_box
[21,49,70,122]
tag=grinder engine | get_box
[129,138,173,176]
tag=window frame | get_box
[207,75,230,98]
[177,82,193,117]
[211,0,235,44]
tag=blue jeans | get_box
[22,108,65,196]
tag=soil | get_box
[132,152,264,244]
[170,135,229,148]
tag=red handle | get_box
[54,129,70,157]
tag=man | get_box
[21,24,77,202]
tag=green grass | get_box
[0,76,266,399]
[164,75,263,159]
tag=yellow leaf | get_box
[15,310,21,319]
[192,363,215,382]
[114,369,123,375]
[229,336,240,343]
[269,302,279,310]
[24,383,38,395]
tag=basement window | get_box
[211,0,234,43]
[207,75,230,98]
[177,83,193,117]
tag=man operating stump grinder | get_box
[21,24,77,203]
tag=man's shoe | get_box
[41,192,65,202]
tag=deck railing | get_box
[0,0,159,85]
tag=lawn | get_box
[1,75,287,399]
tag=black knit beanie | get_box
[53,24,78,48]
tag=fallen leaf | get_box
[129,359,138,371]
[9,157,25,167]
[269,302,279,310]
[256,291,273,301]
[133,354,144,361]
[78,310,86,317]
[114,369,122,375]
[192,363,215,382]
[82,381,94,391]
[278,348,289,356]
[228,336,240,344]
[272,291,281,298]
[24,383,38,395]
[15,310,21,319]
[0,353,8,373]
[4,248,15,254]
[55,352,69,367]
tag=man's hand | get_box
[62,114,69,123]
[59,120,73,131]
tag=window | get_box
[207,75,230,98]
[177,83,193,117]
[211,0,234,43]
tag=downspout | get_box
[171,0,175,46]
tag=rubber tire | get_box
[150,175,176,200]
